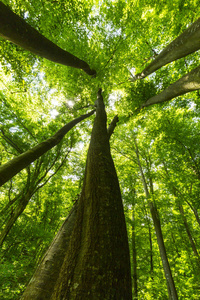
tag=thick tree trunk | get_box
[0,110,95,187]
[20,114,119,299]
[134,140,178,300]
[21,204,78,300]
[141,65,200,108]
[0,2,96,76]
[132,18,200,80]
[51,89,132,299]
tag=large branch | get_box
[132,17,200,81]
[141,65,200,108]
[107,115,119,139]
[0,110,95,187]
[0,2,96,76]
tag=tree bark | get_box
[20,112,120,299]
[141,65,200,108]
[0,110,95,187]
[107,115,119,139]
[131,206,138,300]
[132,17,200,80]
[21,204,78,300]
[51,89,132,299]
[0,1,96,76]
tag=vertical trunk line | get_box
[134,139,178,300]
[131,204,138,299]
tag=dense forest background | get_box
[0,0,200,299]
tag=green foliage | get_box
[111,99,200,299]
[1,0,200,299]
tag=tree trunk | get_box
[131,207,138,300]
[0,190,34,246]
[141,65,200,108]
[132,17,200,80]
[149,201,178,300]
[178,204,200,268]
[21,204,78,300]
[20,113,119,299]
[0,110,95,187]
[134,140,178,300]
[51,89,132,299]
[0,1,96,76]
[192,207,200,227]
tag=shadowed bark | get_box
[141,65,200,108]
[0,110,95,187]
[21,204,78,300]
[132,17,200,81]
[51,89,132,299]
[0,1,96,76]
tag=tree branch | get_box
[0,1,96,76]
[0,109,95,187]
[107,115,119,139]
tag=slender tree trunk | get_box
[131,205,138,300]
[147,216,154,276]
[171,233,181,258]
[149,201,178,300]
[178,204,200,268]
[21,204,78,300]
[0,2,96,75]
[182,199,200,228]
[142,197,154,275]
[0,190,33,246]
[141,65,200,108]
[51,89,132,299]
[0,110,95,187]
[162,160,200,228]
[132,17,200,80]
[134,140,178,300]
[192,207,200,227]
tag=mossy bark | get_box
[0,2,96,76]
[51,89,132,299]
[133,17,200,80]
[0,110,95,187]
